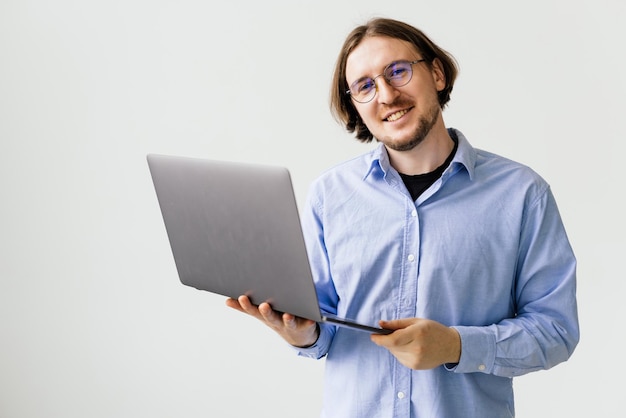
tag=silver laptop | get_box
[147,154,391,334]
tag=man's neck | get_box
[387,125,455,175]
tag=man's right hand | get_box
[225,295,319,348]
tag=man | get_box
[227,17,579,417]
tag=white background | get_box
[1,1,623,417]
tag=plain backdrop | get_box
[1,1,624,417]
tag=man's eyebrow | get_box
[350,75,371,86]
[349,59,412,83]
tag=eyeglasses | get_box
[346,59,426,104]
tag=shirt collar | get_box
[448,128,476,181]
[364,127,477,181]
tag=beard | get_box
[382,101,441,152]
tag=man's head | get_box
[330,18,458,144]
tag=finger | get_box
[282,313,298,330]
[379,318,416,330]
[371,320,413,346]
[370,328,397,345]
[225,297,244,313]
[237,295,258,313]
[258,302,283,325]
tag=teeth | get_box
[386,109,408,122]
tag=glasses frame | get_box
[346,59,426,104]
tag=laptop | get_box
[147,154,391,335]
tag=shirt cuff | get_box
[449,325,496,374]
[291,322,334,360]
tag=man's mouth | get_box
[384,108,410,122]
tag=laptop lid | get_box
[147,154,391,335]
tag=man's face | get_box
[345,36,446,151]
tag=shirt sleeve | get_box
[292,322,336,359]
[290,184,338,360]
[451,186,579,377]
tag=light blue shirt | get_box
[296,129,579,418]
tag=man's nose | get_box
[375,77,400,104]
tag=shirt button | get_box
[397,391,405,399]
[478,364,486,371]
[411,209,417,217]
[407,254,415,262]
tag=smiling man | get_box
[227,17,579,417]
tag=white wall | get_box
[1,1,623,416]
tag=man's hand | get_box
[370,318,461,370]
[225,295,319,348]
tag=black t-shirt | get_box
[399,132,458,201]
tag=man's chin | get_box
[382,136,424,152]
[381,112,439,152]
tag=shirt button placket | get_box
[393,205,417,418]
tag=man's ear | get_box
[431,58,446,92]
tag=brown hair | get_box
[330,17,459,142]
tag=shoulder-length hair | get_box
[330,18,459,142]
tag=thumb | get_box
[379,318,416,331]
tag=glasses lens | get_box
[385,61,413,87]
[348,60,416,103]
[350,78,376,103]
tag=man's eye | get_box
[357,80,375,93]
[388,66,409,78]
